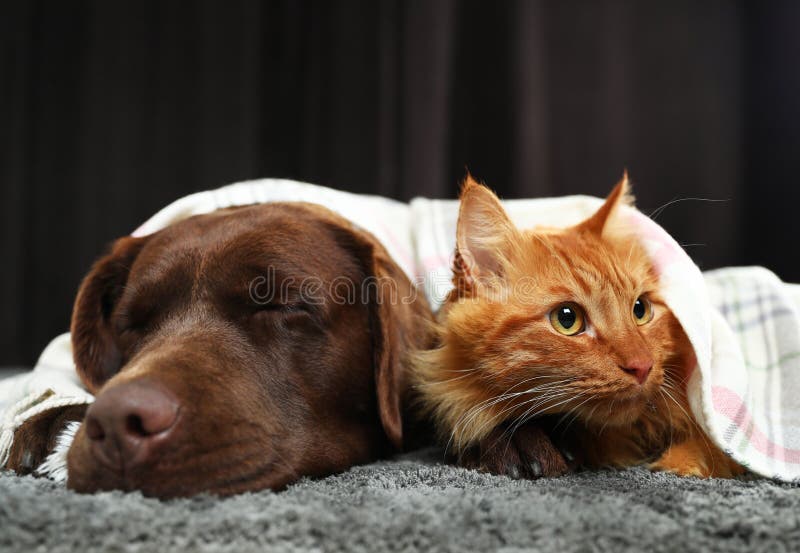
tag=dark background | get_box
[2,0,799,366]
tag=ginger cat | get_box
[414,174,743,479]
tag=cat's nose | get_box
[620,358,653,385]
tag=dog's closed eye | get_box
[114,315,150,339]
[253,301,310,314]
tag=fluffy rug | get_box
[2,447,800,553]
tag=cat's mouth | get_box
[583,388,654,427]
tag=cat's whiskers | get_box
[482,391,571,448]
[659,375,718,472]
[458,376,572,426]
[441,367,480,373]
[493,389,580,454]
[476,381,578,445]
[598,396,619,436]
[659,381,719,474]
[503,387,601,455]
[662,368,693,402]
[585,401,603,425]
[446,376,574,453]
[658,384,687,418]
[463,381,575,446]
[445,392,569,451]
[657,388,676,452]
[552,386,601,434]
[487,382,577,429]
[658,383,709,454]
[423,371,478,386]
[503,387,594,443]
[648,197,729,223]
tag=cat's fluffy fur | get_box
[414,175,743,478]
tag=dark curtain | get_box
[2,0,799,365]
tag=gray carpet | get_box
[2,447,800,553]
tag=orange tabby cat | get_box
[414,174,743,479]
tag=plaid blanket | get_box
[2,180,799,481]
[703,267,800,479]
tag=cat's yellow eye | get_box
[633,296,654,325]
[549,303,586,336]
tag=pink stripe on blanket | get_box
[372,221,415,273]
[712,385,800,463]
[419,254,451,274]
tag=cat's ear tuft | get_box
[455,175,519,286]
[578,171,635,236]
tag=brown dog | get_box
[7,202,433,497]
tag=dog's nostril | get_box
[82,381,180,470]
[125,414,147,437]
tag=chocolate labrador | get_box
[7,202,434,497]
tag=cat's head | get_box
[439,174,694,432]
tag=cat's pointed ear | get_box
[455,175,519,286]
[578,171,635,236]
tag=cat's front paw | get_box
[461,423,571,479]
[650,436,745,478]
[649,458,708,478]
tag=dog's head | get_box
[66,203,432,497]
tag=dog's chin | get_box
[65,431,290,498]
[66,457,290,498]
[66,470,286,499]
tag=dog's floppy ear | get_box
[70,236,149,393]
[363,240,433,451]
[328,220,434,451]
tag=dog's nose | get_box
[620,358,653,385]
[84,381,180,469]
